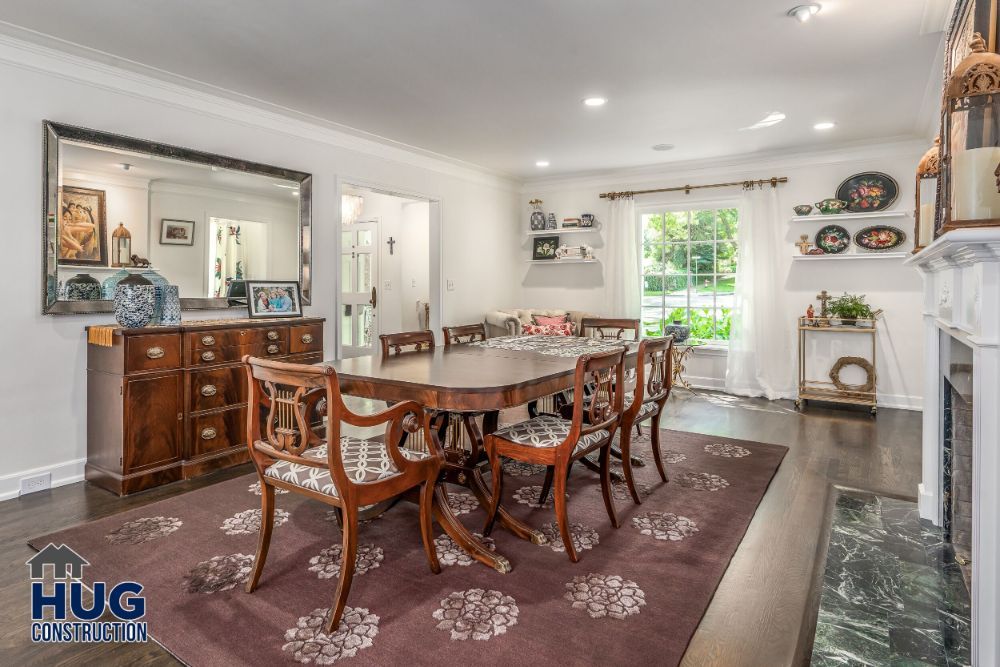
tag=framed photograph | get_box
[532,235,559,260]
[160,219,195,246]
[246,280,303,319]
[58,185,107,266]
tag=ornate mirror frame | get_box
[937,0,1000,237]
[42,121,313,314]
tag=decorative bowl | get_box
[815,198,848,215]
[793,204,813,216]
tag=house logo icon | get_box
[26,543,89,580]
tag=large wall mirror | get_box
[42,121,312,314]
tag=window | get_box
[641,206,738,343]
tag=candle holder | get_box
[914,138,940,252]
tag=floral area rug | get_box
[29,429,786,666]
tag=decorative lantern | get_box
[914,137,940,252]
[945,33,1000,232]
[111,222,132,267]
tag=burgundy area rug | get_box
[30,429,786,666]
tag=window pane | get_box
[357,230,373,246]
[642,246,665,274]
[715,275,736,309]
[690,242,714,275]
[341,231,353,249]
[341,254,352,291]
[642,214,664,246]
[642,317,664,337]
[642,274,665,296]
[691,209,715,241]
[666,307,688,326]
[358,304,373,346]
[689,307,716,340]
[341,305,352,346]
[357,253,372,293]
[663,244,688,273]
[717,208,738,240]
[716,307,733,340]
[715,242,738,274]
[663,211,688,242]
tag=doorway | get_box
[339,185,437,358]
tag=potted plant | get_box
[828,293,875,327]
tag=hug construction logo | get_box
[26,543,148,643]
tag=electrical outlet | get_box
[446,279,455,291]
[20,472,51,496]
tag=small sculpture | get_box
[806,304,816,326]
[795,234,813,255]
[130,254,151,268]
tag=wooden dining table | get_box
[322,335,637,574]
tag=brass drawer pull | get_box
[200,384,217,397]
[200,427,218,440]
[267,330,280,341]
[146,346,165,360]
[201,335,216,346]
[201,351,216,362]
[267,344,280,354]
[301,333,314,344]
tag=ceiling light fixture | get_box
[813,121,836,130]
[651,144,675,152]
[535,160,550,168]
[583,97,607,107]
[741,111,786,131]
[787,3,821,22]
[119,163,132,171]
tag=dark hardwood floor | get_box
[0,390,921,666]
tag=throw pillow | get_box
[523,322,574,336]
[532,313,570,327]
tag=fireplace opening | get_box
[941,332,973,585]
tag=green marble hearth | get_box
[810,490,971,667]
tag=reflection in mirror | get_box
[43,122,312,314]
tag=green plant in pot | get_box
[828,292,875,327]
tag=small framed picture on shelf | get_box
[246,280,303,318]
[532,235,559,260]
[160,219,195,246]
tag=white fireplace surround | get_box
[905,228,1000,667]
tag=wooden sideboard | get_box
[86,317,324,495]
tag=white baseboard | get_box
[685,375,727,391]
[0,458,86,503]
[875,393,923,411]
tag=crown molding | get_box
[63,169,150,190]
[149,180,298,208]
[0,24,520,192]
[521,136,930,193]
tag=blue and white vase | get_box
[141,269,169,323]
[159,285,181,325]
[101,269,130,300]
[114,273,155,328]
[664,320,690,344]
[65,273,102,301]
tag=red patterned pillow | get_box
[523,322,574,336]
[532,314,570,327]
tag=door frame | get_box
[340,216,381,358]
[334,176,443,360]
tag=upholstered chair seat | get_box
[492,414,610,454]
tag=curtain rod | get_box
[599,176,788,200]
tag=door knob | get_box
[370,286,377,309]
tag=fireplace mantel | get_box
[905,228,1000,666]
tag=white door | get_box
[341,219,379,358]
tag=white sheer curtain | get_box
[725,185,795,399]
[605,196,641,319]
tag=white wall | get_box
[400,201,431,331]
[520,141,928,409]
[0,36,520,499]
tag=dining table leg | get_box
[432,485,512,574]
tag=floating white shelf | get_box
[792,251,910,261]
[525,258,599,264]
[525,225,601,236]
[59,265,156,273]
[791,210,910,223]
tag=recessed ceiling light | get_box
[119,163,131,171]
[535,160,550,168]
[788,3,821,22]
[741,111,786,131]
[814,121,836,130]
[652,144,675,152]
[583,97,607,107]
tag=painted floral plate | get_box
[836,171,899,212]
[815,225,851,254]
[854,225,906,252]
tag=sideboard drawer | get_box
[189,408,247,457]
[290,323,323,354]
[189,366,247,413]
[187,326,287,350]
[126,334,181,373]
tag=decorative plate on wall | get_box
[815,225,851,254]
[836,172,899,212]
[854,225,906,252]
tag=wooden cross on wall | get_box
[795,235,812,255]
[386,237,396,255]
[816,290,831,318]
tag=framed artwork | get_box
[532,235,559,260]
[58,185,107,266]
[246,280,303,318]
[160,219,195,245]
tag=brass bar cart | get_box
[795,315,879,415]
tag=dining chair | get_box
[243,356,443,632]
[379,330,436,357]
[579,317,640,341]
[483,347,626,561]
[442,323,487,346]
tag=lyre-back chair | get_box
[579,317,641,341]
[379,330,436,357]
[442,323,487,346]
[243,356,443,632]
[483,347,626,561]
